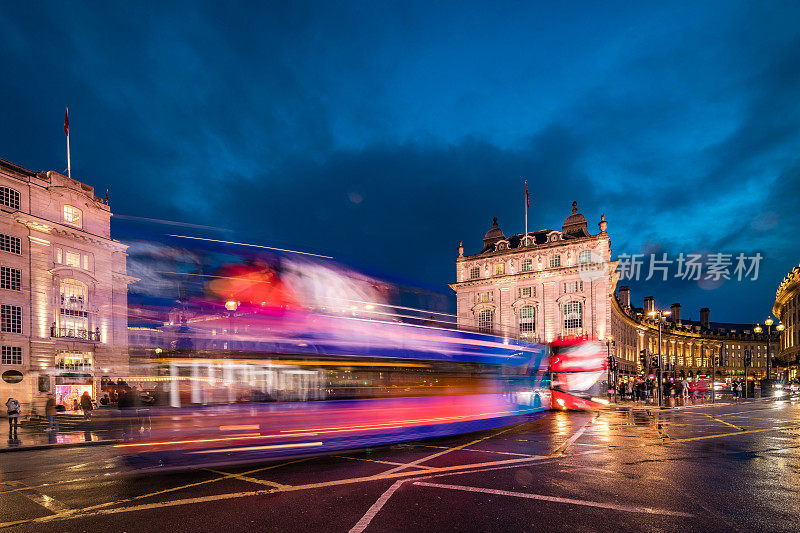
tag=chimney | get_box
[618,286,630,308]
[670,303,681,324]
[700,308,710,329]
[643,296,655,316]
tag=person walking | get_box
[6,397,21,440]
[80,391,93,420]
[45,393,58,432]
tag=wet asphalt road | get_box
[2,399,800,532]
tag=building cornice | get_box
[459,233,609,262]
[13,213,128,251]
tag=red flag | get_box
[64,107,69,137]
[525,180,530,208]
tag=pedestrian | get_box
[80,391,93,420]
[675,379,684,406]
[733,381,740,401]
[682,379,690,403]
[45,393,58,432]
[6,397,21,440]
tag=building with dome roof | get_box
[452,201,773,380]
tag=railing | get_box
[50,326,101,341]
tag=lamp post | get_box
[754,317,784,383]
[606,336,616,402]
[648,309,671,407]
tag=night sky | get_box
[2,1,800,323]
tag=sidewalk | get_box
[607,396,769,410]
[1,417,119,453]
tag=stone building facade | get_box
[452,202,771,380]
[0,157,135,413]
[774,264,800,380]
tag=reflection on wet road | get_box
[2,399,800,532]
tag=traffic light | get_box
[720,349,727,367]
[713,354,721,367]
[651,355,660,368]
[744,349,752,367]
[639,349,647,368]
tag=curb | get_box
[0,438,121,453]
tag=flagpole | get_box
[64,106,71,179]
[66,132,71,179]
[524,179,528,245]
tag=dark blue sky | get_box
[2,1,799,323]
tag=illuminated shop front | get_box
[54,350,94,410]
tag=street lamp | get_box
[605,336,616,402]
[648,309,671,407]
[754,317,784,383]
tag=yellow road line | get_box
[5,423,800,528]
[702,414,744,431]
[205,469,289,489]
[331,456,434,469]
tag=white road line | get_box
[348,480,406,533]
[413,482,694,517]
[553,415,597,454]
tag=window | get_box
[65,251,81,267]
[1,266,20,290]
[55,350,92,371]
[494,263,505,276]
[58,279,89,337]
[1,305,22,333]
[82,254,89,270]
[478,309,494,333]
[563,301,583,335]
[1,346,22,365]
[518,287,533,298]
[57,248,62,263]
[476,292,494,303]
[549,255,561,268]
[0,187,20,210]
[470,266,480,279]
[564,281,583,293]
[63,205,83,227]
[0,234,20,254]
[520,259,533,272]
[578,250,593,264]
[519,306,535,338]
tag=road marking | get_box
[552,413,598,454]
[702,414,744,431]
[4,481,72,514]
[380,427,516,474]
[348,480,406,533]
[412,482,694,517]
[205,469,289,489]
[4,420,799,528]
[413,443,538,457]
[332,456,433,469]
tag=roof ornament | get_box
[572,201,578,215]
[599,213,607,233]
[492,216,498,228]
[457,240,464,258]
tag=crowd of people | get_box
[612,377,750,405]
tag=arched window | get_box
[0,187,20,210]
[58,279,89,338]
[563,301,582,336]
[519,305,535,339]
[477,309,494,333]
